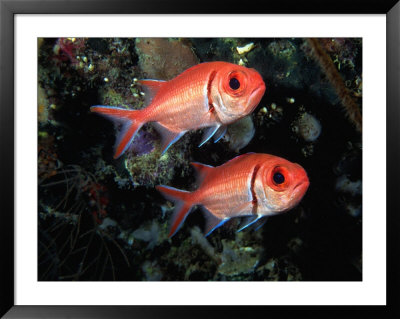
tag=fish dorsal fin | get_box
[138,80,167,105]
[201,206,228,237]
[198,125,220,147]
[223,152,256,166]
[213,125,227,143]
[152,122,186,155]
[191,162,214,185]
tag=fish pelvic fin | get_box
[198,125,220,147]
[201,206,228,237]
[156,185,194,237]
[213,125,227,143]
[237,216,268,233]
[91,105,146,159]
[138,79,167,105]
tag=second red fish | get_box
[157,153,309,237]
[91,61,266,158]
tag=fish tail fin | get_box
[91,106,146,159]
[156,185,194,237]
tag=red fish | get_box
[91,62,265,158]
[156,153,309,237]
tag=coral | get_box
[335,175,362,196]
[135,38,199,80]
[318,38,359,70]
[129,129,157,156]
[141,261,163,281]
[268,40,297,60]
[218,238,261,277]
[38,85,50,124]
[306,38,362,133]
[53,37,86,66]
[255,256,302,281]
[38,135,61,183]
[132,220,165,250]
[123,128,191,187]
[39,165,129,280]
[190,227,219,263]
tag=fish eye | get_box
[229,77,240,90]
[269,166,289,190]
[273,172,285,185]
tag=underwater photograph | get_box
[37,38,362,281]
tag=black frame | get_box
[1,0,399,318]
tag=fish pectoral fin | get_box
[137,79,167,105]
[231,201,254,217]
[152,122,186,155]
[213,125,227,143]
[237,215,263,232]
[201,206,228,237]
[198,125,220,147]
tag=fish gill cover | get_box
[38,38,362,281]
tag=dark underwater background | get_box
[38,38,362,281]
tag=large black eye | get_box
[229,77,240,90]
[273,172,285,184]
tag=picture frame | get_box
[1,0,399,317]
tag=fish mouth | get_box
[293,178,310,195]
[248,84,266,106]
[250,85,265,98]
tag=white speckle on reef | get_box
[293,112,322,142]
[286,97,295,104]
[88,63,94,71]
[236,42,255,55]
[103,77,109,82]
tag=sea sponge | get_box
[135,38,199,80]
[293,112,322,142]
[224,115,255,152]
